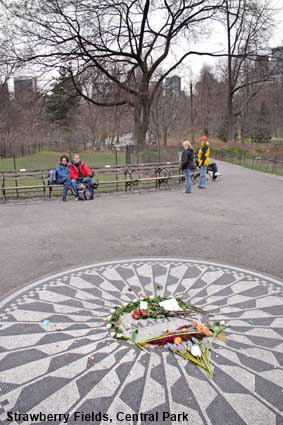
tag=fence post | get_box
[115,148,118,191]
[2,174,6,201]
[15,175,19,198]
[13,154,17,170]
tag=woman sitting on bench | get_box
[55,156,75,201]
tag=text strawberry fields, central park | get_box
[7,411,190,423]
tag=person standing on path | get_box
[181,140,195,193]
[198,136,210,189]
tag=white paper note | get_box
[159,298,181,311]
[140,301,148,310]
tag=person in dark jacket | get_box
[181,140,194,193]
[69,154,94,199]
[55,155,74,201]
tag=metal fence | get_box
[213,150,283,175]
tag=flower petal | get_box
[191,344,202,357]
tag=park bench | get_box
[1,171,47,201]
[0,162,185,201]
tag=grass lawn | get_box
[0,150,126,172]
[218,155,283,176]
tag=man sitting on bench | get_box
[69,154,94,199]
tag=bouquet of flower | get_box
[166,338,215,378]
[105,295,229,379]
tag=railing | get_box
[0,162,184,201]
[213,150,283,175]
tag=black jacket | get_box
[181,148,194,170]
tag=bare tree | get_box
[2,0,227,154]
[150,85,189,149]
[219,0,273,141]
[194,64,226,136]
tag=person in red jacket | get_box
[69,154,94,199]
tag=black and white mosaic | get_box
[0,258,283,425]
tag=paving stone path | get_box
[0,258,283,425]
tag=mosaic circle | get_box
[0,259,283,425]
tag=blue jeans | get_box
[184,168,192,193]
[71,177,94,196]
[199,166,207,188]
[57,178,75,198]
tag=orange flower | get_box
[196,323,211,336]
[174,336,183,345]
[203,327,211,336]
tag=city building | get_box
[254,54,270,79]
[14,76,37,101]
[0,82,9,103]
[271,46,283,77]
[164,75,181,95]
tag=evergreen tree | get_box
[45,67,80,125]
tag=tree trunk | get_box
[134,97,151,161]
[240,119,245,144]
[226,0,234,143]
[190,82,195,143]
[227,90,234,142]
[163,125,168,147]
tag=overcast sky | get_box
[10,1,283,92]
[179,1,283,87]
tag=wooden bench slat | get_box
[3,175,184,191]
[4,185,45,190]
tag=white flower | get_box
[149,295,155,299]
[111,332,116,337]
[106,323,112,329]
[116,333,124,339]
[191,344,202,357]
[111,308,116,313]
[220,320,225,325]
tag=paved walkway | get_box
[0,161,283,298]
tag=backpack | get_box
[47,169,57,185]
[77,182,93,200]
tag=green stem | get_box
[201,349,214,377]
[135,343,150,353]
[175,350,204,368]
[138,329,201,346]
